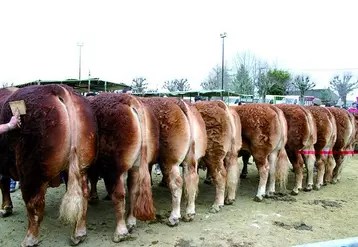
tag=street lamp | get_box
[220,32,227,100]
[77,42,84,81]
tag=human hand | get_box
[8,110,21,130]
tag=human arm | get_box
[0,112,21,135]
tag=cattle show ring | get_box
[0,81,358,247]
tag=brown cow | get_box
[326,107,356,184]
[0,84,97,246]
[194,100,242,212]
[138,97,207,225]
[231,104,289,201]
[275,104,317,194]
[305,106,337,190]
[87,93,156,242]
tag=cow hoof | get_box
[127,224,135,234]
[265,192,275,198]
[304,185,313,192]
[167,217,179,227]
[224,198,235,205]
[209,204,222,213]
[240,173,247,179]
[313,184,321,191]
[331,179,339,184]
[88,195,99,204]
[204,179,213,185]
[0,206,13,218]
[21,236,39,247]
[253,196,263,202]
[291,190,299,196]
[71,234,86,246]
[182,213,195,222]
[112,232,131,243]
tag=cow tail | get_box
[59,147,84,225]
[57,85,85,225]
[274,107,290,192]
[131,99,155,221]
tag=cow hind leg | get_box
[112,173,131,243]
[127,160,155,231]
[88,166,99,203]
[224,151,239,205]
[71,174,89,245]
[240,152,250,179]
[324,154,343,185]
[267,151,278,197]
[314,155,325,190]
[204,156,226,213]
[21,183,47,247]
[303,152,315,191]
[126,168,139,232]
[290,154,303,195]
[253,157,269,202]
[167,164,183,226]
[0,178,13,217]
[332,154,345,184]
[182,150,200,222]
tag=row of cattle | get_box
[0,84,356,247]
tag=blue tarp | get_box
[292,237,358,247]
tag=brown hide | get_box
[0,84,97,246]
[231,104,288,201]
[88,93,155,241]
[275,104,317,194]
[139,97,191,168]
[305,106,337,189]
[194,100,241,210]
[326,107,355,183]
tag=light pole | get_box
[220,32,227,100]
[77,42,84,81]
[88,70,91,92]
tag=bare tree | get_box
[1,82,14,88]
[330,73,358,107]
[131,77,148,93]
[163,78,190,92]
[2,82,9,88]
[201,65,231,90]
[292,75,316,104]
[233,51,273,98]
[233,51,263,89]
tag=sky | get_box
[1,0,358,99]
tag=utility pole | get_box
[77,42,84,81]
[220,32,227,100]
[88,70,91,92]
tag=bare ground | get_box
[1,156,358,247]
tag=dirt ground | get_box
[1,156,358,247]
